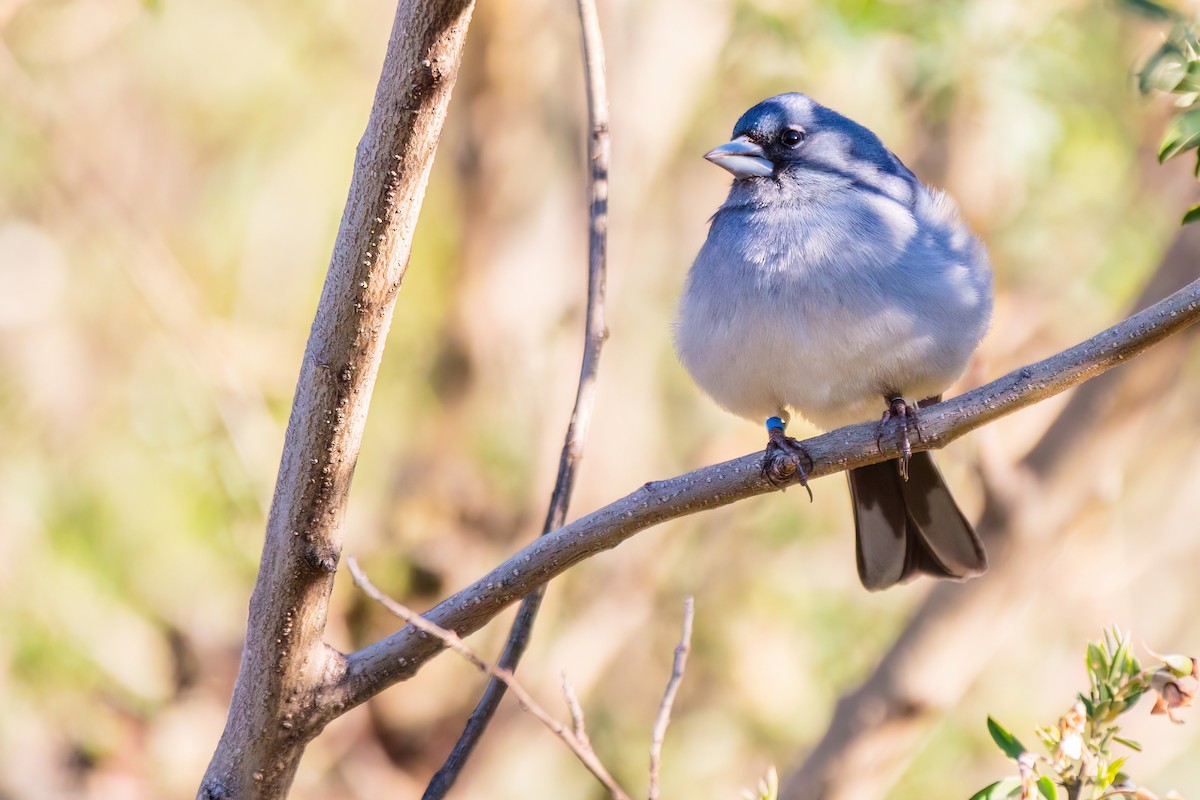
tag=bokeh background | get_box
[2,0,1200,798]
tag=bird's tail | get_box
[847,451,987,591]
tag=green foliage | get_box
[1157,109,1200,163]
[1120,0,1185,21]
[1124,0,1200,223]
[971,628,1191,800]
[988,717,1028,761]
[969,779,1022,800]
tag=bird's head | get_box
[704,93,908,190]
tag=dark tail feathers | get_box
[847,451,986,591]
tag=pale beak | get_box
[704,135,774,179]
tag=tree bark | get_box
[198,1,474,797]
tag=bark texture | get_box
[198,2,475,797]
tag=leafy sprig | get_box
[1123,0,1200,222]
[971,628,1193,800]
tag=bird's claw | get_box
[876,397,922,481]
[762,427,814,501]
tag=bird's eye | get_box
[781,128,805,147]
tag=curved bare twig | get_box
[423,0,611,792]
[348,558,633,800]
[649,597,695,800]
[324,275,1200,717]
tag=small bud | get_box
[1061,701,1087,734]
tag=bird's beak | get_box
[704,135,774,179]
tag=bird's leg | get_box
[762,416,813,501]
[875,396,922,481]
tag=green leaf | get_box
[1118,0,1183,21]
[1172,60,1200,93]
[1113,735,1143,752]
[1158,108,1200,162]
[988,717,1028,761]
[1037,776,1058,800]
[969,779,1023,800]
[1119,683,1147,710]
[1181,21,1200,54]
[1105,756,1130,787]
[1102,633,1116,660]
[1138,42,1188,94]
[1087,643,1108,685]
[1110,636,1131,681]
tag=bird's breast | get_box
[675,191,991,429]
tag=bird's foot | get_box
[875,397,923,481]
[762,417,813,501]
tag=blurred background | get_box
[2,0,1200,797]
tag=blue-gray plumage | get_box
[675,93,992,590]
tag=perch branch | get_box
[649,597,695,800]
[347,559,633,800]
[323,276,1200,716]
[197,1,476,797]
[423,0,611,792]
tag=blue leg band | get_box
[765,416,786,432]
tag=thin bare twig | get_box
[347,558,632,800]
[649,597,695,800]
[562,674,591,745]
[423,0,611,793]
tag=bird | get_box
[674,92,992,590]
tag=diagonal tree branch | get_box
[323,275,1200,719]
[423,0,611,792]
[197,1,475,797]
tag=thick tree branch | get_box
[197,1,475,797]
[324,276,1200,717]
[423,0,611,792]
